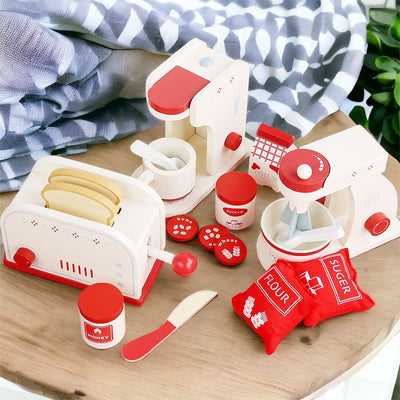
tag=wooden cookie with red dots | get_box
[166,215,199,242]
[214,235,247,266]
[198,224,230,251]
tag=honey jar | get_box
[78,283,125,349]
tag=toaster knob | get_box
[172,252,197,277]
[13,247,36,268]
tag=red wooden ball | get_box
[172,252,197,277]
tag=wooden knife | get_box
[121,290,218,362]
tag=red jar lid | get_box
[78,283,124,324]
[216,171,257,205]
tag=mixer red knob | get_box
[224,132,242,151]
[364,212,390,236]
[13,247,36,267]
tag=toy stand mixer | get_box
[257,125,400,268]
[135,39,253,217]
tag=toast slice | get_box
[48,168,123,206]
[41,182,119,226]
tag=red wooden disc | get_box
[166,215,199,242]
[198,224,230,251]
[214,235,247,266]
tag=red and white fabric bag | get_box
[232,260,313,355]
[288,248,375,327]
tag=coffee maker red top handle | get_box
[148,66,210,115]
[278,149,330,193]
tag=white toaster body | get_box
[1,156,166,305]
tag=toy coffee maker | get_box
[133,38,253,217]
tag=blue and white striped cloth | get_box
[0,0,367,192]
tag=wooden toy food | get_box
[232,260,313,355]
[41,182,119,226]
[48,167,123,205]
[44,167,123,226]
[214,235,247,266]
[215,171,257,231]
[166,214,199,242]
[288,248,375,326]
[78,283,125,349]
[198,224,230,251]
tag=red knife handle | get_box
[121,321,176,362]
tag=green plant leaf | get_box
[392,111,400,135]
[390,11,400,41]
[367,23,400,49]
[381,136,400,160]
[394,74,400,106]
[375,71,397,83]
[382,117,399,145]
[369,105,386,136]
[349,105,369,129]
[371,91,393,105]
[364,53,380,71]
[367,29,382,50]
[357,70,381,93]
[370,8,397,27]
[376,28,400,48]
[375,56,400,72]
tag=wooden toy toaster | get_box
[1,156,170,305]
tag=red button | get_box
[214,235,247,266]
[198,224,230,251]
[78,283,124,324]
[224,132,242,151]
[166,215,199,242]
[216,171,257,205]
[364,212,390,236]
[13,247,36,267]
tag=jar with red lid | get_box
[215,171,257,231]
[78,283,125,349]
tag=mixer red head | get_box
[278,149,330,193]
